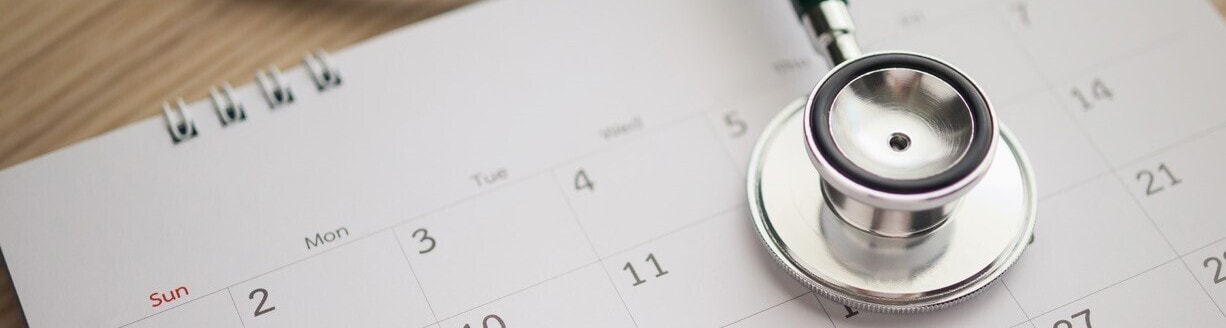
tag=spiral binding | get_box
[161,50,342,144]
[303,50,342,90]
[256,66,295,108]
[210,83,246,126]
[162,99,197,143]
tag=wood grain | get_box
[0,0,473,326]
[0,1,1223,327]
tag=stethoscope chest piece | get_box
[748,51,1037,313]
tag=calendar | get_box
[0,0,1224,327]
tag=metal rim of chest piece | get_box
[747,51,1038,313]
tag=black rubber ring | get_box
[809,52,992,194]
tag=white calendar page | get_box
[1,0,1224,327]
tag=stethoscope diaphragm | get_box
[750,0,1037,313]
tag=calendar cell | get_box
[1117,128,1226,253]
[1183,238,1226,315]
[1001,0,1221,82]
[706,89,810,173]
[1003,175,1175,316]
[437,264,635,328]
[1032,260,1226,327]
[876,11,1046,103]
[127,291,244,328]
[1055,31,1226,166]
[556,118,742,256]
[229,232,435,328]
[725,293,833,328]
[847,0,990,46]
[817,283,1029,328]
[396,176,595,318]
[602,209,811,327]
[995,92,1107,198]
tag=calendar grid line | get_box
[893,18,1226,325]
[993,84,1057,113]
[1111,175,1226,318]
[548,173,642,328]
[1015,26,1220,319]
[1062,23,1226,172]
[999,281,1034,325]
[989,5,1204,128]
[118,288,230,327]
[992,6,1194,324]
[597,204,745,260]
[1027,256,1178,321]
[719,290,813,328]
[1025,16,1226,320]
[1177,255,1226,317]
[118,95,711,326]
[539,80,793,177]
[436,260,601,323]
[391,231,442,326]
[1036,170,1113,202]
[974,7,1225,268]
[1106,165,1180,254]
[1108,173,1181,250]
[426,201,747,325]
[857,0,1000,53]
[1029,22,1200,95]
[224,288,249,328]
[373,78,790,259]
[221,231,381,295]
[113,82,786,327]
[1181,235,1226,258]
[1005,148,1226,323]
[703,111,753,178]
[813,293,839,328]
[1009,320,1035,328]
[990,7,1125,323]
[1026,64,1189,325]
[1112,115,1226,170]
[116,226,392,327]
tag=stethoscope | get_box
[748,0,1038,313]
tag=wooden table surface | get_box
[0,0,1223,327]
